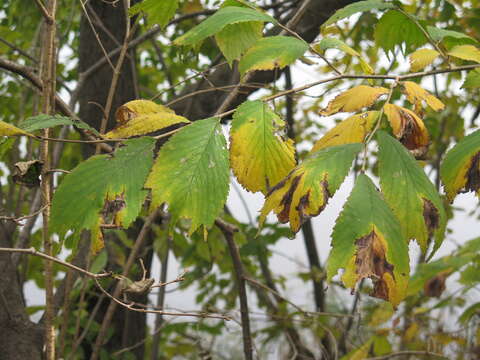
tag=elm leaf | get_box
[230,100,296,194]
[327,174,409,307]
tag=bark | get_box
[0,226,43,359]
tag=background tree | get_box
[1,0,480,359]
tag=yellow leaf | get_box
[311,111,378,152]
[230,101,296,194]
[105,100,190,139]
[0,121,32,137]
[320,85,389,116]
[448,45,480,63]
[402,81,445,111]
[368,302,394,326]
[404,323,419,342]
[383,104,429,156]
[409,49,440,71]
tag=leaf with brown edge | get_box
[377,131,446,255]
[259,143,362,233]
[105,99,190,139]
[401,81,445,111]
[383,103,429,158]
[327,174,409,307]
[441,129,480,201]
[310,111,379,152]
[319,85,389,116]
[424,270,450,297]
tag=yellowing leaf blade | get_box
[327,174,409,307]
[311,111,378,152]
[320,85,388,116]
[105,100,190,139]
[409,48,440,72]
[440,129,480,201]
[238,36,308,76]
[402,81,445,111]
[230,100,296,194]
[259,143,362,233]
[0,121,32,137]
[448,45,480,63]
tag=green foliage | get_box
[327,174,409,307]
[174,6,275,47]
[145,117,229,235]
[462,68,480,88]
[129,0,178,29]
[238,36,308,76]
[377,131,446,255]
[19,114,99,135]
[215,21,263,64]
[375,10,427,55]
[323,0,395,27]
[51,138,155,252]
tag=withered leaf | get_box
[383,103,429,157]
[12,160,43,188]
[424,272,448,297]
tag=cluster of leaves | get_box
[2,0,480,358]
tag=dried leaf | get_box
[319,85,388,116]
[383,104,429,156]
[424,270,449,297]
[12,160,43,188]
[402,81,445,111]
[105,100,189,139]
[311,111,378,152]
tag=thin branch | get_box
[93,277,229,320]
[365,350,448,360]
[34,0,53,23]
[215,218,253,360]
[0,204,49,225]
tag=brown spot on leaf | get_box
[277,175,302,223]
[424,272,448,297]
[423,198,439,237]
[102,193,126,225]
[354,231,395,301]
[465,152,480,194]
[116,105,136,124]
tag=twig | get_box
[365,350,447,360]
[215,218,253,360]
[93,277,229,320]
[0,204,49,225]
[38,0,58,356]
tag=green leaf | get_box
[174,6,275,47]
[19,114,100,136]
[51,137,155,252]
[239,36,308,76]
[462,68,480,89]
[377,131,446,255]
[314,38,373,74]
[323,0,395,27]
[440,129,480,201]
[375,10,427,55]
[215,21,263,64]
[259,143,362,233]
[327,174,409,307]
[427,26,477,43]
[145,118,229,234]
[230,100,296,194]
[129,0,179,29]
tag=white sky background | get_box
[16,5,480,356]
